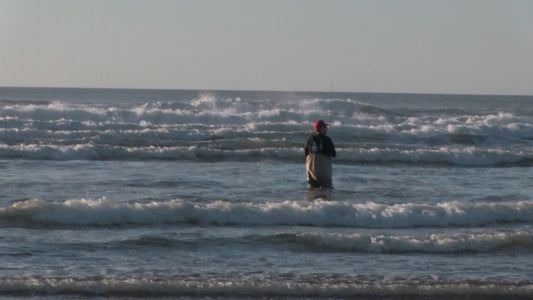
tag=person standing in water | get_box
[304,120,336,188]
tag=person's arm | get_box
[327,137,336,158]
[304,135,313,157]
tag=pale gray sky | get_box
[1,0,532,94]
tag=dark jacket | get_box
[304,133,336,158]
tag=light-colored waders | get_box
[306,153,332,188]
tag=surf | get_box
[2,92,533,166]
[2,198,532,228]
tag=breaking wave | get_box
[275,230,533,253]
[113,230,533,254]
[2,198,532,228]
[2,92,533,166]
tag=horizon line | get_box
[1,85,532,97]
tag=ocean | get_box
[1,87,533,299]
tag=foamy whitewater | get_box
[1,87,533,299]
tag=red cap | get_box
[314,120,329,131]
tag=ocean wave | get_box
[0,275,531,298]
[0,99,51,106]
[113,230,533,254]
[3,96,533,165]
[3,98,531,143]
[1,198,532,228]
[275,231,533,253]
[1,143,532,166]
[339,146,533,166]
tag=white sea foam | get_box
[2,198,532,227]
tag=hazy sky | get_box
[1,0,532,94]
